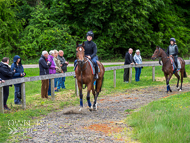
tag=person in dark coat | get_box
[0,57,15,110]
[124,48,135,83]
[166,38,179,71]
[74,30,99,79]
[58,50,69,89]
[39,51,51,98]
[11,55,25,105]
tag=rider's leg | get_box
[92,56,98,79]
[74,59,77,78]
[174,56,178,70]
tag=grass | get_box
[126,92,190,143]
[0,64,190,142]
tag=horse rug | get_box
[74,58,100,75]
[170,57,181,72]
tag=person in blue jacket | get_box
[11,55,25,105]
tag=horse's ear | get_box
[76,42,78,48]
[82,42,85,47]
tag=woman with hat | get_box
[166,38,179,71]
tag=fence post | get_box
[113,69,116,88]
[152,66,155,81]
[75,78,79,96]
[129,67,132,83]
[51,78,55,101]
[0,87,4,114]
[21,83,26,109]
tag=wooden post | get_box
[21,83,26,109]
[51,78,55,101]
[0,87,4,114]
[113,70,116,88]
[129,67,132,83]
[152,66,155,81]
[75,78,79,96]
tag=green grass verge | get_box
[127,92,190,143]
[0,65,190,142]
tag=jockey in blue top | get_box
[74,30,99,79]
[166,38,179,71]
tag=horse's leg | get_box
[86,83,93,111]
[180,69,184,91]
[92,81,96,101]
[174,72,180,90]
[78,82,83,111]
[93,78,103,110]
[167,73,173,92]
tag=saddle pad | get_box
[170,57,181,72]
[74,59,100,75]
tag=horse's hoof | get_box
[79,107,83,111]
[93,103,98,111]
[177,87,180,90]
[179,89,182,92]
[89,106,93,111]
[170,90,172,92]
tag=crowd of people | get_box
[0,50,68,110]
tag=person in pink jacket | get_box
[48,50,57,95]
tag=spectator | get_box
[0,78,5,84]
[11,55,25,105]
[124,48,135,83]
[48,50,57,95]
[0,57,15,110]
[54,50,62,91]
[39,51,51,98]
[58,50,69,89]
[133,49,142,82]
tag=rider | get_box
[166,38,179,71]
[74,30,99,79]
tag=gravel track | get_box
[15,84,190,143]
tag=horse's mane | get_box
[157,46,166,53]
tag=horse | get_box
[151,46,187,92]
[75,42,105,111]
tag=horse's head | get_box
[151,46,162,60]
[76,42,85,64]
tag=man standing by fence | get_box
[39,51,51,98]
[0,57,15,110]
[124,48,135,83]
[58,50,68,89]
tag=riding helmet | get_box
[170,38,176,43]
[86,30,94,39]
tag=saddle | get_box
[74,58,100,75]
[169,57,181,73]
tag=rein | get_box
[156,48,170,65]
[77,57,88,89]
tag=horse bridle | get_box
[77,57,89,89]
[156,47,170,65]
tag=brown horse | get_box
[152,46,187,92]
[75,42,105,111]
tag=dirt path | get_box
[15,84,190,143]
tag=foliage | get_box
[0,0,190,60]
[127,92,190,143]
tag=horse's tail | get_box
[184,68,187,78]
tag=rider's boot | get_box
[94,66,99,79]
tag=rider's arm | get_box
[91,43,97,59]
[173,45,178,56]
